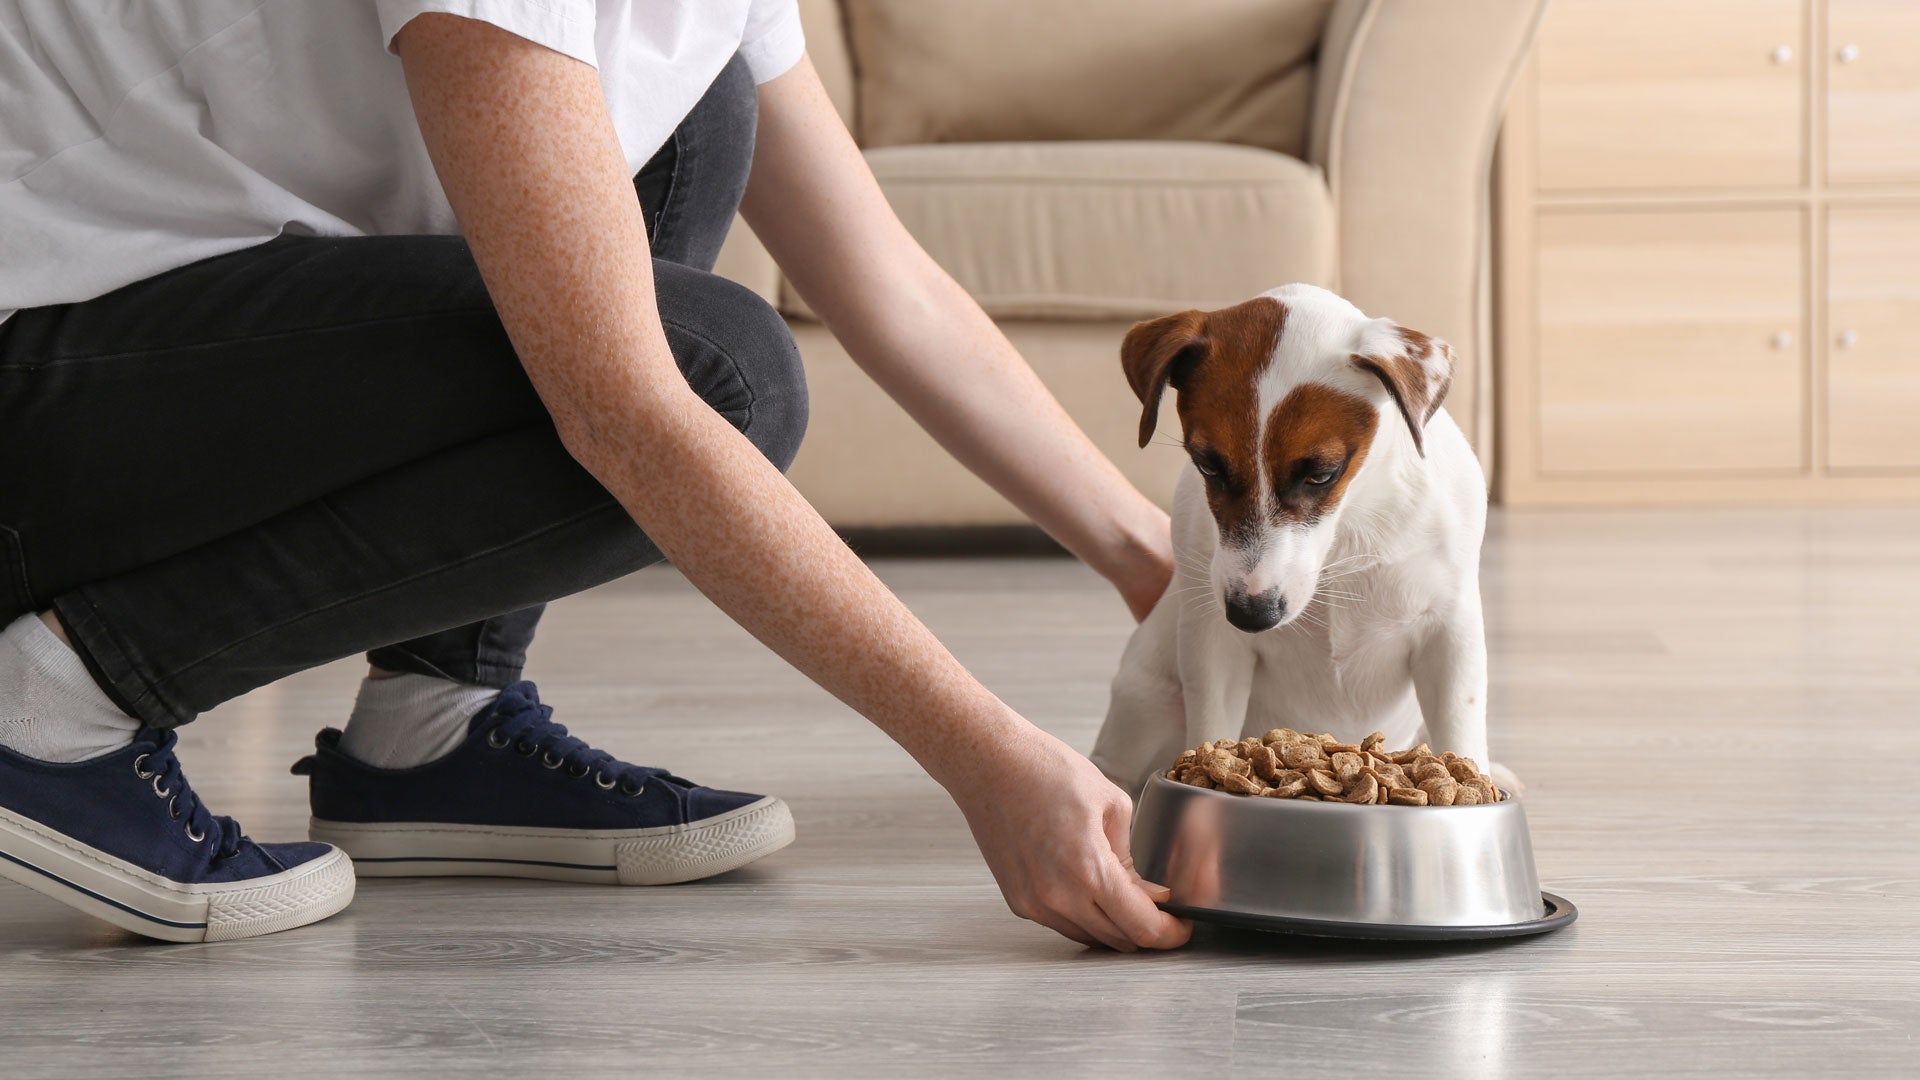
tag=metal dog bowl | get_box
[1132,773,1576,940]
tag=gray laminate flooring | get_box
[2,508,1916,1078]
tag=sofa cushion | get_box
[841,0,1335,158]
[778,141,1335,321]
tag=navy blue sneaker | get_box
[293,682,794,885]
[0,729,354,942]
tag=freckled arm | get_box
[393,16,1188,950]
[741,58,1172,620]
[393,14,1021,791]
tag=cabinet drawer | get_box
[1828,0,1920,185]
[1535,209,1806,475]
[1535,0,1804,192]
[1828,207,1920,470]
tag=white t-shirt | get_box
[0,0,805,324]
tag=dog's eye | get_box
[1304,470,1335,486]
[1192,456,1226,483]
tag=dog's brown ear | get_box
[1350,322,1455,457]
[1121,309,1208,448]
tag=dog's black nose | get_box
[1224,589,1286,633]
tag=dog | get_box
[1090,283,1502,797]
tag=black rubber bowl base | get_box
[1163,891,1577,941]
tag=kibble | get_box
[1166,730,1507,805]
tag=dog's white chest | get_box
[1239,580,1426,747]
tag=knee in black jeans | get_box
[372,271,807,690]
[656,263,808,473]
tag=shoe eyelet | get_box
[567,763,591,779]
[541,751,565,770]
[168,797,180,820]
[619,781,645,797]
[132,754,152,780]
[485,730,511,750]
[514,741,537,757]
[152,775,172,799]
[594,772,617,790]
[185,824,205,843]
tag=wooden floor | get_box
[3,507,1916,1077]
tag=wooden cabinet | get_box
[1828,207,1920,469]
[1536,0,1804,191]
[1535,210,1805,475]
[1828,0,1920,185]
[1497,0,1920,505]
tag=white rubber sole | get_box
[0,805,356,943]
[310,795,795,885]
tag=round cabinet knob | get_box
[1771,44,1794,65]
[1837,44,1860,64]
[1837,330,1859,349]
[1770,331,1793,350]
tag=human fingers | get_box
[1117,854,1174,905]
[1135,877,1173,905]
[1029,911,1103,949]
[1093,855,1192,950]
[1064,893,1140,952]
[1098,791,1186,946]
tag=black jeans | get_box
[0,56,805,728]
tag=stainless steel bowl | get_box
[1131,773,1575,939]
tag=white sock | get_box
[337,673,499,769]
[0,613,141,763]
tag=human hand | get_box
[1091,513,1173,623]
[1115,542,1173,623]
[948,726,1192,950]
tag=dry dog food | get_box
[1166,730,1506,805]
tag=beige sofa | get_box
[716,0,1546,527]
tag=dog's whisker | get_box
[1316,555,1383,579]
[1313,557,1374,576]
[1305,592,1356,614]
[1319,550,1381,567]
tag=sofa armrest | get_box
[1308,0,1545,460]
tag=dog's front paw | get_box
[1488,761,1525,797]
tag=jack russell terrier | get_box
[1091,283,1506,797]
